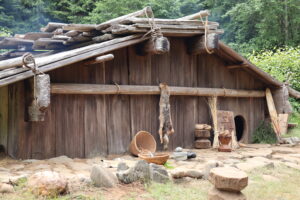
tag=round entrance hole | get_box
[234,115,245,141]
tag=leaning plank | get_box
[84,54,114,65]
[63,24,97,32]
[121,18,219,26]
[51,84,265,98]
[178,10,210,20]
[40,22,67,32]
[0,34,142,70]
[96,7,153,30]
[0,35,149,86]
[266,88,281,140]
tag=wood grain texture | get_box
[0,86,8,152]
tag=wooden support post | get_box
[84,54,114,65]
[138,37,170,55]
[51,83,266,98]
[265,88,281,141]
[187,33,219,54]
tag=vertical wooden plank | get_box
[0,86,8,152]
[105,48,131,155]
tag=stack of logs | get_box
[194,124,212,149]
[0,7,223,60]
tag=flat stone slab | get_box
[209,167,248,192]
[195,130,211,138]
[195,139,211,149]
[208,187,246,200]
[236,157,274,172]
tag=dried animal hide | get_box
[158,83,174,150]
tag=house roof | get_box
[0,7,299,98]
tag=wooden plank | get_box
[265,88,281,139]
[84,54,114,65]
[0,86,8,152]
[41,22,67,32]
[62,24,97,32]
[24,32,53,40]
[51,84,266,98]
[105,49,131,155]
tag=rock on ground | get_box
[203,160,224,179]
[0,183,14,193]
[209,167,248,192]
[28,171,68,197]
[208,187,246,200]
[236,157,274,172]
[171,168,203,179]
[90,165,118,188]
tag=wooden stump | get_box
[195,130,211,139]
[195,139,211,149]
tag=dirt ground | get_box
[1,143,300,200]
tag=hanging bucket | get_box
[129,131,156,156]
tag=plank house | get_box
[0,8,299,159]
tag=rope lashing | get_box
[143,8,163,40]
[22,53,43,75]
[113,81,121,95]
[199,14,214,54]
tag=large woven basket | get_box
[138,152,169,165]
[129,131,156,156]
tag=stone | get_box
[48,155,73,164]
[195,130,211,138]
[0,183,14,193]
[117,160,151,184]
[209,167,248,192]
[283,162,300,171]
[28,171,68,197]
[174,147,183,152]
[208,187,246,200]
[117,162,129,171]
[203,160,224,179]
[171,168,203,179]
[90,165,118,188]
[271,147,297,154]
[195,124,211,130]
[195,139,211,149]
[236,157,274,172]
[187,151,197,159]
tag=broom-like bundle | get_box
[208,96,219,148]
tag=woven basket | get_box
[129,131,156,156]
[138,152,169,165]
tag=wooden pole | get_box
[51,83,266,98]
[178,10,210,20]
[84,54,114,65]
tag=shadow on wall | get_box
[234,115,245,141]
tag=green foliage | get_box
[252,121,277,144]
[163,161,175,169]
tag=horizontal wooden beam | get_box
[226,63,248,69]
[178,10,210,20]
[84,54,114,65]
[51,84,265,98]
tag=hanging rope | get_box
[143,9,163,40]
[199,15,214,54]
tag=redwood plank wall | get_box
[3,38,266,159]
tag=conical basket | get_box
[129,131,157,156]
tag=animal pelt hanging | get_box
[158,83,174,150]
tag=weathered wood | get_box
[0,35,149,86]
[0,86,8,152]
[93,34,116,43]
[51,84,265,98]
[226,64,248,69]
[52,35,71,40]
[65,30,80,37]
[187,33,219,54]
[0,34,143,71]
[84,54,114,65]
[24,32,53,40]
[272,85,293,114]
[288,87,300,99]
[63,24,97,32]
[138,37,170,55]
[178,10,210,20]
[133,23,218,30]
[121,17,219,26]
[265,88,281,139]
[96,7,153,30]
[40,22,67,32]
[278,113,289,135]
[0,38,33,49]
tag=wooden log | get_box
[278,114,289,135]
[52,35,71,40]
[0,38,34,49]
[272,85,293,114]
[187,33,219,54]
[84,54,114,65]
[82,30,101,37]
[265,88,281,140]
[24,32,53,40]
[195,130,211,139]
[65,30,80,37]
[194,139,211,149]
[63,24,97,32]
[133,23,218,30]
[178,10,210,20]
[288,87,300,99]
[0,34,142,71]
[53,28,64,35]
[96,7,153,30]
[0,35,149,86]
[65,34,92,43]
[93,34,116,43]
[50,84,266,98]
[41,22,67,32]
[138,37,170,55]
[226,63,248,69]
[121,18,219,26]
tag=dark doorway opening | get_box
[234,115,245,141]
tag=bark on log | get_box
[288,87,300,99]
[121,18,219,26]
[266,88,281,140]
[187,33,219,54]
[63,24,97,32]
[96,7,153,30]
[178,10,210,20]
[51,83,266,98]
[138,37,170,55]
[84,54,114,65]
[40,22,67,32]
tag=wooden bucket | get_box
[129,131,156,156]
